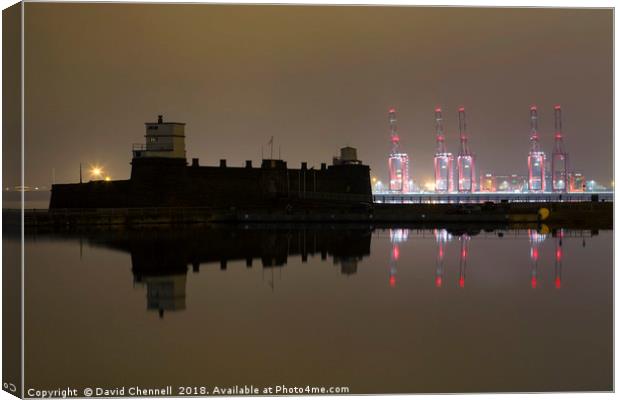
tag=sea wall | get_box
[49,180,131,208]
[15,201,612,230]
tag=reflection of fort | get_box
[89,226,373,317]
[135,274,187,318]
[23,225,598,316]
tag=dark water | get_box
[3,190,51,210]
[18,225,612,394]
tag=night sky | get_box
[23,4,612,187]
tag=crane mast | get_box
[552,105,568,192]
[527,105,546,192]
[456,106,475,192]
[387,107,410,193]
[458,107,470,155]
[433,107,454,192]
[529,106,541,152]
[435,107,446,154]
[388,107,400,154]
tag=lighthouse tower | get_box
[133,115,186,160]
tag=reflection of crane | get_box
[458,234,470,288]
[554,229,564,289]
[528,229,547,288]
[388,229,409,287]
[434,229,452,287]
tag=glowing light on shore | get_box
[89,165,108,180]
[90,166,103,179]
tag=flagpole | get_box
[270,136,274,159]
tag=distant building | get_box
[480,174,496,192]
[500,175,528,192]
[481,174,528,192]
[569,172,586,192]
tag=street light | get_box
[89,165,103,180]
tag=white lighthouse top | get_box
[132,115,186,159]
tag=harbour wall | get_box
[11,201,612,230]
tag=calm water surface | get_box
[20,225,612,394]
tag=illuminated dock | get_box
[373,191,613,204]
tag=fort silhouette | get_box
[50,115,372,209]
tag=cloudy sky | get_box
[22,4,612,186]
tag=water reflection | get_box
[390,228,470,288]
[433,228,452,287]
[86,226,371,317]
[528,228,546,288]
[555,229,564,289]
[24,224,601,318]
[386,226,591,290]
[388,228,408,287]
[19,224,611,392]
[527,228,575,289]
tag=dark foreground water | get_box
[17,225,612,394]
